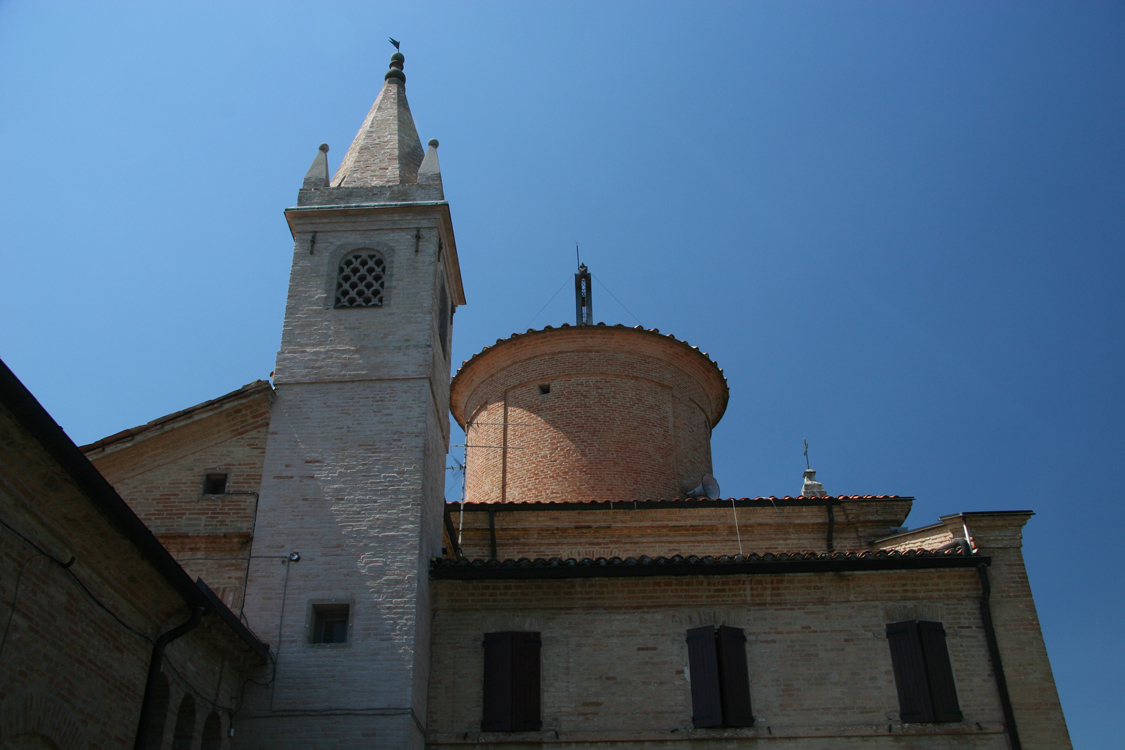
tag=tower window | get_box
[438,281,451,356]
[202,473,228,495]
[335,250,386,308]
[538,384,550,396]
[311,603,350,644]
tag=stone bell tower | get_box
[238,50,465,750]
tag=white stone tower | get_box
[238,50,465,750]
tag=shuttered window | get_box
[886,620,963,723]
[686,625,753,728]
[482,631,541,732]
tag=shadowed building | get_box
[0,49,1070,750]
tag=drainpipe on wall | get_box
[133,607,206,750]
[977,563,1022,750]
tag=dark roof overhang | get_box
[430,549,986,580]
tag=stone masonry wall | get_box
[428,568,1010,750]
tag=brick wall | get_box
[86,386,272,612]
[448,498,912,560]
[235,203,456,750]
[428,568,1011,749]
[0,401,259,750]
[451,327,729,505]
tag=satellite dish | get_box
[687,474,721,499]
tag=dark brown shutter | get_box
[482,632,513,731]
[510,632,542,731]
[886,621,934,722]
[716,626,754,727]
[918,621,962,723]
[686,626,723,728]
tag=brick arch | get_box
[0,692,88,750]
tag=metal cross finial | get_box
[804,439,810,470]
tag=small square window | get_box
[311,604,350,644]
[202,473,228,495]
[538,384,550,396]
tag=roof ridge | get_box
[80,379,273,453]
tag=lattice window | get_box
[335,250,386,308]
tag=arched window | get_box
[200,711,222,750]
[171,695,195,750]
[334,250,386,308]
[143,673,171,750]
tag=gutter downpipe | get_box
[133,607,206,750]
[825,501,835,552]
[977,563,1021,750]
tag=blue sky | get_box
[1,2,1121,745]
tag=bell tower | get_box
[238,50,464,750]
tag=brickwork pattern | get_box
[449,499,913,560]
[0,404,255,750]
[331,77,424,188]
[428,569,1009,749]
[451,327,728,505]
[237,203,457,750]
[87,390,271,611]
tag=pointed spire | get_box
[331,52,425,188]
[302,143,330,188]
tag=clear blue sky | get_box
[1,2,1121,745]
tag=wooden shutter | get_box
[686,626,723,728]
[716,626,754,727]
[510,632,542,731]
[482,632,513,731]
[886,621,933,722]
[918,621,962,723]
[483,632,541,732]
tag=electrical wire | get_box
[0,517,149,642]
[0,515,267,719]
[0,550,45,661]
[593,276,644,327]
[526,274,573,329]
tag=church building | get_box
[0,50,1070,750]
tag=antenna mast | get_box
[574,246,593,326]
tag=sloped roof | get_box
[81,379,272,453]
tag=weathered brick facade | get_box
[450,326,729,505]
[2,49,1070,750]
[85,381,273,612]
[0,363,267,750]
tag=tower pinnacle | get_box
[331,51,424,187]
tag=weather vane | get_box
[804,439,810,470]
[389,37,401,50]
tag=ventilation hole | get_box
[335,251,386,308]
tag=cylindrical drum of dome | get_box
[450,324,729,504]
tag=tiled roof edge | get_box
[81,379,274,453]
[451,323,730,427]
[430,549,986,580]
[446,494,909,511]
